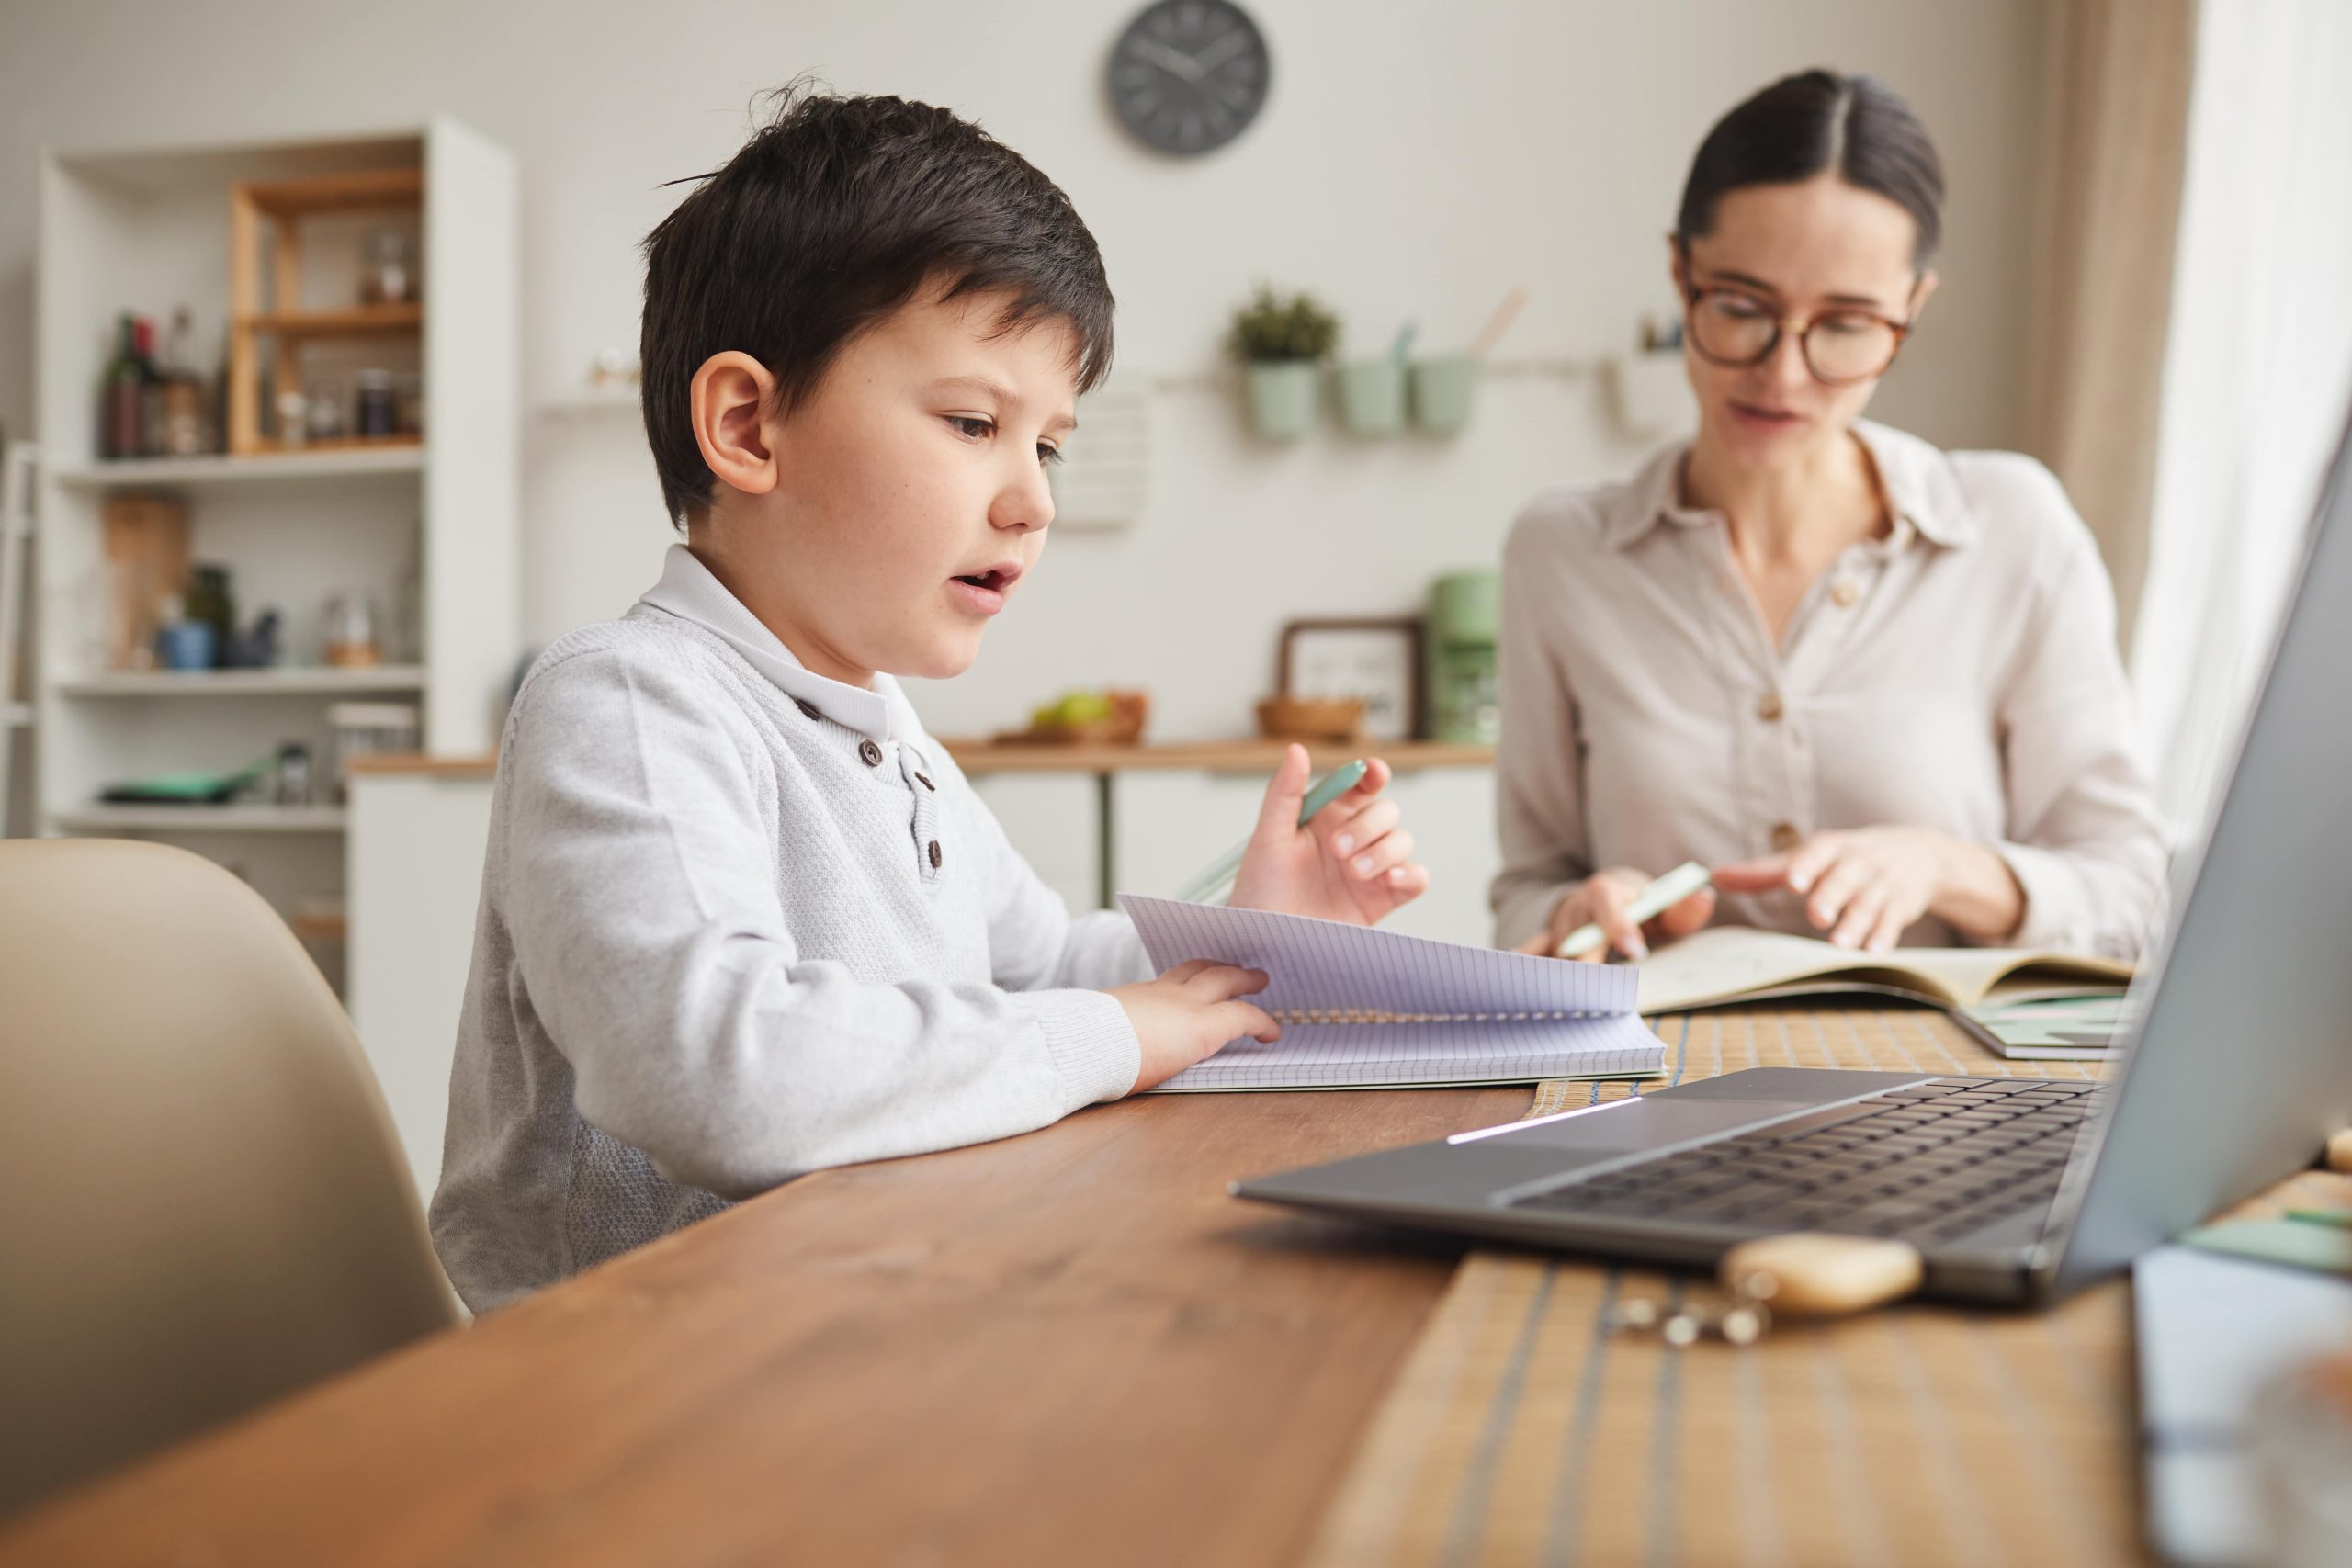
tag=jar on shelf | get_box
[321,591,383,668]
[361,228,416,306]
[393,374,424,437]
[326,702,420,804]
[355,369,396,438]
[305,379,346,442]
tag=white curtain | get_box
[2130,0,2352,834]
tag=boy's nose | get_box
[991,459,1055,533]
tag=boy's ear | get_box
[689,352,780,499]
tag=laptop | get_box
[1235,412,2352,1307]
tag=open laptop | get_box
[1236,412,2352,1307]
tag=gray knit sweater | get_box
[430,563,1148,1313]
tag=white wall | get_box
[0,0,2045,742]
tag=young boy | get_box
[430,90,1430,1312]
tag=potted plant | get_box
[1227,285,1340,441]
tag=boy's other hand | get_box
[1229,745,1431,927]
[1112,961,1280,1092]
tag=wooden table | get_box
[0,1082,1533,1567]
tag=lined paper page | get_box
[1116,896,1657,1090]
[1157,1013,1663,1092]
[1118,896,1635,1018]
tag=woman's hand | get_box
[1516,866,1717,961]
[1712,826,2025,952]
[1229,745,1430,927]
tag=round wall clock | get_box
[1107,0,1272,157]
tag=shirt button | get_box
[858,739,884,767]
[914,773,934,793]
[928,840,944,869]
[1757,692,1785,722]
[795,699,821,722]
[1830,580,1860,607]
[1770,822,1803,852]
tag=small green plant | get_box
[1227,285,1341,364]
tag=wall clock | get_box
[1107,0,1272,156]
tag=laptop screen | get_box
[2041,412,2352,1292]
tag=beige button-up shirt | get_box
[1490,421,2167,961]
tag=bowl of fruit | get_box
[1001,688,1150,745]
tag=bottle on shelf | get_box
[159,306,212,457]
[133,317,165,457]
[100,312,143,459]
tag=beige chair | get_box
[0,839,458,1518]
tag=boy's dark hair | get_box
[1676,70,1946,267]
[639,86,1115,525]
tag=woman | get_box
[1493,70,2166,964]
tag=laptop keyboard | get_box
[1507,1077,2110,1247]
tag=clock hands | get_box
[1129,36,1206,83]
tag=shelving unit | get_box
[33,120,518,983]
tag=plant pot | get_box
[1411,355,1479,435]
[1244,360,1319,442]
[1335,359,1407,437]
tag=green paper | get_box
[2180,1218,2352,1275]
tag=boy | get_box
[430,90,1430,1312]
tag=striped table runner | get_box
[1309,1005,2143,1568]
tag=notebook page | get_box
[1117,895,1635,1019]
[1155,1011,1664,1091]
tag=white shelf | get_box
[57,665,427,696]
[51,446,425,488]
[52,804,348,834]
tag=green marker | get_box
[1175,758,1371,906]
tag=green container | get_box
[1426,570,1500,743]
[1411,355,1479,435]
[1335,359,1407,437]
[1244,360,1319,442]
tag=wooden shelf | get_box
[51,805,348,834]
[54,446,425,487]
[236,302,423,339]
[240,165,422,217]
[58,665,427,697]
[940,739,1497,774]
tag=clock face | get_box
[1107,0,1271,156]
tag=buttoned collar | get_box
[637,544,916,744]
[1603,419,1980,553]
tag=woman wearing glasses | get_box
[1495,70,2166,964]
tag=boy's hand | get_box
[1111,961,1280,1092]
[1228,745,1430,926]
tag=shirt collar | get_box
[1603,419,1978,552]
[637,543,914,743]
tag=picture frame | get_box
[1275,616,1425,742]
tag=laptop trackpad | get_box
[1500,1096,1815,1154]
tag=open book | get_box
[1632,927,2133,1054]
[1118,895,1663,1091]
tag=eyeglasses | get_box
[1682,285,1913,387]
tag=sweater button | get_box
[1757,692,1785,722]
[928,840,944,869]
[858,739,884,767]
[914,773,934,792]
[1770,821,1803,852]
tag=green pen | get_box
[2285,1209,2352,1227]
[1175,758,1371,905]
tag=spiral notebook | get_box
[1116,895,1664,1092]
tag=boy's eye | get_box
[945,415,993,440]
[1037,443,1064,468]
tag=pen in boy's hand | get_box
[1176,758,1370,905]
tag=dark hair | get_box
[639,85,1115,525]
[1675,70,1945,267]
